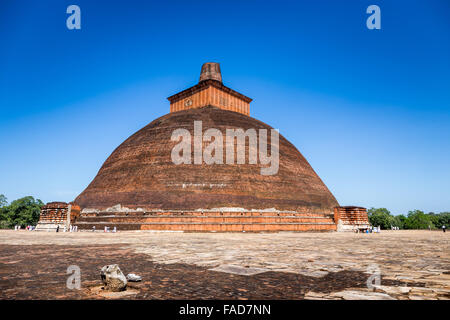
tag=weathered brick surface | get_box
[2,230,445,300]
[74,210,337,232]
[37,202,69,224]
[75,107,339,214]
[168,63,252,116]
[170,84,251,116]
[36,202,81,230]
[334,206,370,231]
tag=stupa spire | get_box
[199,62,222,83]
[168,63,251,115]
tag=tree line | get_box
[368,208,449,230]
[0,194,43,229]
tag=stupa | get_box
[71,63,367,232]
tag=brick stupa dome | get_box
[71,63,349,232]
[75,106,339,213]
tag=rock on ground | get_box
[101,264,127,292]
[126,273,142,282]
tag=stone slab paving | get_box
[0,230,448,300]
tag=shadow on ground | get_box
[0,245,416,300]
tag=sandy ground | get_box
[0,230,448,300]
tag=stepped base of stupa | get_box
[74,209,337,232]
[35,223,67,232]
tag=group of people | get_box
[14,225,35,231]
[360,225,447,232]
[356,226,381,233]
[90,225,117,232]
[55,225,78,232]
[102,226,117,233]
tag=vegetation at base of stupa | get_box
[368,207,450,230]
[0,194,43,229]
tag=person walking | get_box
[443,225,446,233]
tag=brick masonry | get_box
[36,202,80,231]
[168,63,251,116]
[168,80,251,116]
[74,107,340,213]
[74,210,337,232]
[334,206,370,232]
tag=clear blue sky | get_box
[0,0,449,214]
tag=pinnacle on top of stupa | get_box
[199,62,222,83]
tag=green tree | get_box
[367,207,394,229]
[0,194,7,207]
[435,212,450,229]
[404,210,434,230]
[395,214,407,229]
[391,215,405,229]
[0,194,8,229]
[1,196,43,228]
[428,212,441,229]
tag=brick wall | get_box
[74,210,337,232]
[334,206,370,231]
[170,86,250,115]
[37,202,81,226]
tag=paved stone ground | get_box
[0,230,448,300]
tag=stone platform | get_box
[74,210,337,232]
[0,230,448,300]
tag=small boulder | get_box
[126,273,142,282]
[101,264,127,292]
